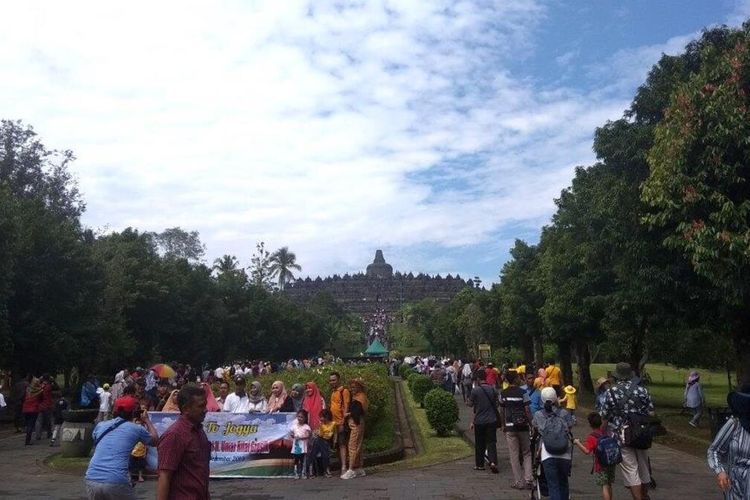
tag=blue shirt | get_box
[528,387,542,415]
[85,418,153,484]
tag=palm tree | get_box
[213,254,239,275]
[269,247,301,290]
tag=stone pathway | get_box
[0,392,720,499]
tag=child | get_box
[313,409,336,477]
[289,409,312,479]
[130,441,148,483]
[96,383,111,422]
[50,392,69,447]
[559,385,577,418]
[573,412,616,500]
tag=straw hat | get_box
[594,377,608,391]
[563,385,576,395]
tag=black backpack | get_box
[610,386,653,449]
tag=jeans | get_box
[23,412,38,445]
[84,480,137,500]
[542,457,571,500]
[473,423,498,468]
[689,406,702,426]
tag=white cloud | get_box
[0,1,722,286]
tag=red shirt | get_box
[585,431,603,472]
[158,415,211,500]
[22,391,42,413]
[485,368,499,387]
[40,383,53,411]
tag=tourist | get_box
[600,362,655,500]
[80,375,99,410]
[707,383,750,500]
[95,383,112,423]
[162,390,180,412]
[289,409,313,479]
[313,409,336,477]
[215,381,229,409]
[266,381,288,413]
[110,371,126,404]
[35,374,54,440]
[247,381,268,413]
[534,368,548,390]
[525,372,543,415]
[223,376,250,413]
[155,380,171,411]
[499,370,533,490]
[84,396,158,500]
[532,387,574,500]
[50,391,69,447]
[342,378,368,479]
[461,361,474,403]
[303,382,325,429]
[22,377,43,446]
[468,368,500,473]
[683,370,704,428]
[12,376,29,433]
[328,372,352,477]
[157,385,210,500]
[545,360,562,396]
[594,377,610,414]
[559,385,577,419]
[485,362,499,387]
[201,382,222,412]
[289,383,305,412]
[573,412,617,500]
[114,385,139,416]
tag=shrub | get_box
[423,388,459,436]
[406,372,420,390]
[410,375,434,407]
[399,363,414,379]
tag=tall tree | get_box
[269,246,302,290]
[248,241,274,291]
[154,227,206,262]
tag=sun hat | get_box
[103,383,110,390]
[540,387,558,404]
[563,385,576,394]
[614,362,633,381]
[688,371,700,383]
[594,377,608,391]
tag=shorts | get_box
[619,446,651,487]
[593,465,616,486]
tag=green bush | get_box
[399,363,414,379]
[410,375,434,407]
[423,388,459,436]
[406,372,421,390]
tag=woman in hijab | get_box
[201,382,221,412]
[161,390,180,412]
[707,384,750,500]
[534,368,548,389]
[683,370,704,427]
[302,382,325,430]
[22,378,43,446]
[266,381,289,413]
[247,381,268,413]
[341,379,368,480]
[289,384,305,412]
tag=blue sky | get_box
[1,1,748,286]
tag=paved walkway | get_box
[0,393,719,499]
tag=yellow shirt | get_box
[330,386,351,426]
[546,365,562,386]
[560,393,577,410]
[516,364,526,376]
[318,421,336,440]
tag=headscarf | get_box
[534,368,547,389]
[202,383,221,412]
[687,370,700,386]
[248,381,265,404]
[351,379,369,413]
[728,384,750,434]
[162,390,180,412]
[290,384,304,412]
[302,381,324,430]
[266,381,288,413]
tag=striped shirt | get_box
[707,417,750,500]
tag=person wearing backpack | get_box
[468,368,500,473]
[500,370,533,490]
[532,387,574,500]
[573,412,620,500]
[600,362,655,500]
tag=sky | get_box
[2,0,749,286]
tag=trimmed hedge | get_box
[410,375,434,407]
[399,363,414,379]
[423,388,459,436]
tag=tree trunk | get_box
[534,333,544,368]
[559,340,573,386]
[64,367,72,390]
[628,317,648,377]
[575,338,594,393]
[520,333,534,365]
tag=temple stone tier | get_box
[284,250,474,315]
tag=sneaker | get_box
[354,468,366,477]
[341,470,356,480]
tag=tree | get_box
[643,25,750,383]
[154,227,206,262]
[213,254,240,275]
[248,241,275,291]
[269,246,302,290]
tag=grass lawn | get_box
[579,363,733,457]
[374,382,471,472]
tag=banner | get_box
[147,412,297,478]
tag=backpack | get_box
[592,430,622,467]
[502,389,529,429]
[610,387,653,449]
[537,409,570,455]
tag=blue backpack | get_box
[593,431,622,467]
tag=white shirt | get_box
[0,393,6,408]
[223,393,250,413]
[97,390,111,412]
[248,399,267,413]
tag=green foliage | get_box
[399,362,414,379]
[248,241,275,291]
[268,246,301,291]
[423,388,459,436]
[409,375,434,407]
